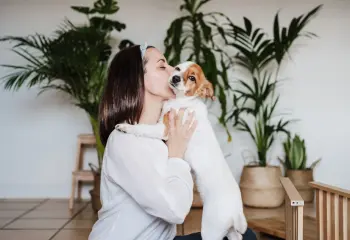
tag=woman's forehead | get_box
[146,48,165,63]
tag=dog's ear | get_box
[197,80,215,100]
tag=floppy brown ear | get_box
[197,81,215,100]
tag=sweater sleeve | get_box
[103,131,194,224]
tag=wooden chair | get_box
[280,177,305,240]
[309,181,349,240]
[248,177,308,239]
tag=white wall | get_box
[0,0,349,198]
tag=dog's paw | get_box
[227,230,242,240]
[234,213,247,235]
[115,123,131,133]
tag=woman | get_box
[88,44,256,240]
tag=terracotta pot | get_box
[239,165,284,208]
[286,169,314,202]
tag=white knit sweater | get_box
[88,129,194,240]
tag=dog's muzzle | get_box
[171,75,181,86]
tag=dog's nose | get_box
[172,75,181,83]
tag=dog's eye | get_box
[175,67,180,71]
[189,76,196,82]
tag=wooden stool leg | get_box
[69,175,76,210]
[69,134,96,210]
[69,139,83,209]
[77,180,83,201]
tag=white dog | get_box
[116,61,247,240]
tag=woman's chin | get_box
[164,93,176,100]
[165,88,176,99]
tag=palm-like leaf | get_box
[273,5,323,64]
[229,20,274,73]
[1,26,108,103]
[229,5,322,73]
[164,0,234,129]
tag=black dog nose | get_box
[172,75,181,83]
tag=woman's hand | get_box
[166,108,197,159]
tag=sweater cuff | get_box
[167,157,191,174]
[167,157,193,191]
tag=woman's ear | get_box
[197,80,216,100]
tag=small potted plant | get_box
[279,134,321,202]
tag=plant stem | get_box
[89,114,105,171]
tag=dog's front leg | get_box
[115,123,167,140]
[115,111,173,140]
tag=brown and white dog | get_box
[116,61,247,240]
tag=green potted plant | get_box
[225,5,322,207]
[0,0,133,212]
[279,134,321,202]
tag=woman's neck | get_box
[139,94,164,125]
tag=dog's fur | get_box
[116,61,247,240]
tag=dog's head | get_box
[169,61,215,100]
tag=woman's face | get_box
[143,48,175,100]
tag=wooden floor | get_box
[0,199,349,240]
[0,199,93,240]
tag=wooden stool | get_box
[69,134,96,210]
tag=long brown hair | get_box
[98,45,154,146]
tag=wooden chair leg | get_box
[69,175,76,210]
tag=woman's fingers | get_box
[187,119,198,138]
[176,108,186,127]
[183,111,194,130]
[171,108,196,138]
[169,109,175,133]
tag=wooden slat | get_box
[297,206,303,240]
[339,196,344,240]
[309,182,350,198]
[343,198,348,240]
[317,190,324,240]
[326,192,331,239]
[286,194,292,240]
[293,206,296,240]
[334,194,339,240]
